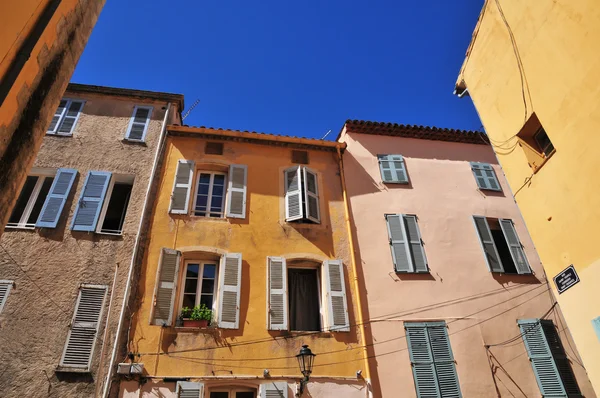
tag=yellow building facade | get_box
[456,0,600,391]
[121,126,371,397]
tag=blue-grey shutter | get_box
[386,214,412,272]
[540,321,581,396]
[0,280,13,314]
[36,168,77,228]
[470,162,500,191]
[57,100,84,135]
[472,216,504,273]
[379,154,408,183]
[499,219,531,274]
[126,106,152,141]
[48,100,67,133]
[428,324,461,398]
[404,215,428,273]
[71,171,111,231]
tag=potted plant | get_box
[181,304,212,328]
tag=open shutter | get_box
[406,323,439,397]
[226,164,247,218]
[60,285,107,369]
[470,162,500,191]
[303,167,320,223]
[36,168,77,228]
[57,100,84,135]
[126,106,152,141]
[170,160,194,214]
[379,154,408,183]
[472,216,504,273]
[267,257,288,331]
[0,280,13,313]
[48,100,67,133]
[429,323,461,398]
[217,253,242,329]
[259,382,289,398]
[404,215,428,273]
[499,219,531,274]
[284,166,303,221]
[152,249,181,325]
[176,381,204,398]
[71,171,111,231]
[386,214,412,272]
[324,259,349,332]
[541,320,581,396]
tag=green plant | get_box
[180,307,192,318]
[183,304,212,321]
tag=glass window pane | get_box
[8,176,39,225]
[186,264,199,278]
[200,294,213,309]
[213,174,225,185]
[212,184,224,196]
[199,174,211,184]
[201,279,214,294]
[210,393,229,398]
[211,198,223,212]
[182,294,196,310]
[27,177,54,225]
[236,392,255,398]
[184,278,198,294]
[203,264,216,278]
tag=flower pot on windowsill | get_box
[182,319,209,328]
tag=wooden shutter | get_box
[71,171,111,231]
[126,106,152,141]
[60,285,107,369]
[267,257,288,331]
[48,100,67,133]
[378,154,408,183]
[403,215,428,273]
[499,219,531,274]
[170,160,194,214]
[0,280,13,314]
[285,166,303,221]
[540,320,581,396]
[176,381,204,398]
[303,167,320,223]
[226,164,247,219]
[386,214,412,272]
[152,249,181,325]
[428,324,461,398]
[470,162,500,191]
[36,168,77,228]
[217,253,242,329]
[259,382,289,398]
[324,259,349,332]
[472,216,504,273]
[57,100,84,135]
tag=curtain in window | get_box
[288,269,320,331]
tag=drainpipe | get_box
[101,102,172,398]
[336,146,371,388]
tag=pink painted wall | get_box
[340,130,594,398]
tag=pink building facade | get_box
[339,121,595,398]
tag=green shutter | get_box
[386,214,412,272]
[379,154,408,184]
[472,216,504,273]
[403,215,428,273]
[540,321,581,396]
[470,162,501,191]
[499,219,531,274]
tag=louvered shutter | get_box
[60,285,107,369]
[36,168,77,228]
[259,382,289,398]
[379,154,408,183]
[48,100,67,133]
[0,280,13,313]
[472,216,504,273]
[303,167,320,223]
[152,249,181,326]
[217,253,242,329]
[284,166,304,221]
[57,100,84,135]
[404,215,428,273]
[226,164,247,218]
[470,162,500,191]
[499,219,531,274]
[540,320,581,396]
[170,160,194,214]
[176,381,204,398]
[71,171,111,231]
[126,106,152,141]
[386,214,412,272]
[324,259,349,332]
[267,257,288,331]
[406,323,439,397]
[428,324,461,398]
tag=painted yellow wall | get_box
[458,0,600,391]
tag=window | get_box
[125,105,152,141]
[179,261,218,315]
[470,162,501,191]
[405,321,462,398]
[533,127,555,157]
[288,265,321,332]
[385,214,428,273]
[516,114,554,172]
[0,280,14,314]
[284,166,320,223]
[96,175,134,234]
[194,172,227,217]
[291,150,309,165]
[472,217,531,274]
[378,154,408,184]
[259,382,288,398]
[47,98,84,136]
[209,388,257,398]
[205,142,224,155]
[7,171,55,229]
[519,319,581,397]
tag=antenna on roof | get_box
[320,129,332,140]
[182,99,200,121]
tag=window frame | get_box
[284,165,321,224]
[287,261,323,332]
[95,174,134,235]
[6,169,56,230]
[385,213,429,273]
[178,260,219,318]
[124,105,153,142]
[209,387,257,398]
[533,127,555,157]
[470,162,502,192]
[378,154,409,184]
[192,170,228,218]
[47,98,85,136]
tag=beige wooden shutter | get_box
[217,253,242,329]
[176,381,204,398]
[170,160,194,214]
[324,259,350,332]
[267,257,288,330]
[259,382,289,398]
[126,106,152,141]
[152,248,181,325]
[284,166,303,221]
[226,164,247,218]
[303,167,320,223]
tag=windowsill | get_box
[175,325,218,333]
[383,181,409,185]
[122,138,147,146]
[5,225,36,230]
[96,231,124,237]
[190,215,229,222]
[493,272,532,276]
[55,366,90,374]
[395,270,430,274]
[287,330,334,337]
[531,150,555,174]
[479,187,502,193]
[46,132,73,137]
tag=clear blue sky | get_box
[72,0,483,139]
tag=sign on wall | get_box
[553,264,580,294]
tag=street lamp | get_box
[296,345,316,396]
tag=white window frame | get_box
[47,98,85,136]
[95,174,135,235]
[125,105,153,142]
[192,171,228,218]
[178,260,219,318]
[287,261,324,332]
[209,387,256,397]
[6,168,56,230]
[0,280,14,314]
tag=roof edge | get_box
[66,83,185,110]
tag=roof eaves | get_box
[66,83,185,110]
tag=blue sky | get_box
[72,0,483,139]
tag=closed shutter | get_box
[152,249,181,325]
[48,100,67,133]
[499,219,531,274]
[324,259,349,332]
[126,106,152,141]
[36,168,78,228]
[404,215,428,273]
[60,285,107,369]
[540,321,581,396]
[57,100,84,135]
[285,166,303,221]
[71,171,111,231]
[303,167,320,223]
[226,164,247,218]
[170,160,194,214]
[267,257,288,331]
[472,216,504,273]
[470,162,500,191]
[0,280,13,313]
[386,214,412,272]
[217,253,242,329]
[176,381,204,398]
[259,382,289,398]
[378,154,408,183]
